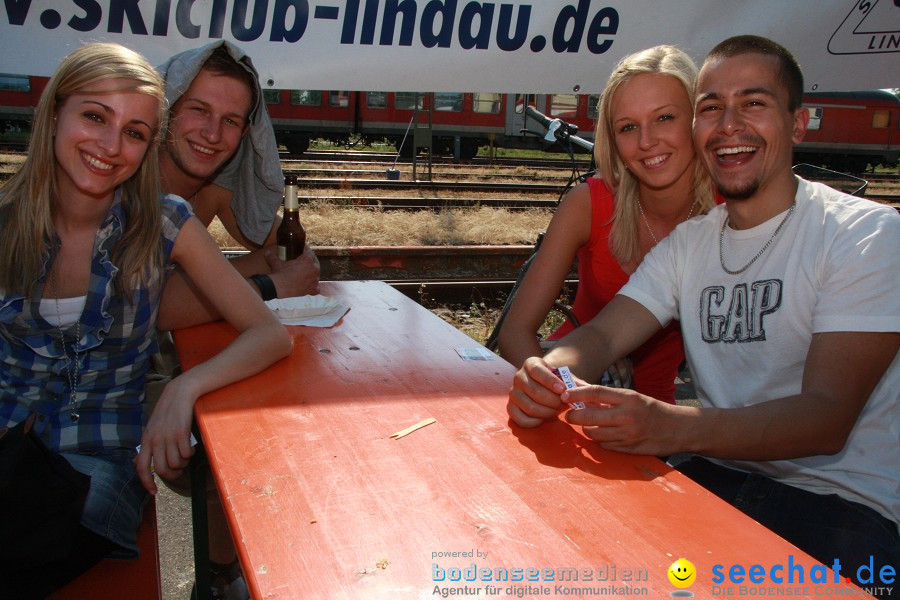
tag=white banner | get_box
[1,0,898,93]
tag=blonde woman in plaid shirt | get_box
[0,43,290,597]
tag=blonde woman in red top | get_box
[498,45,716,405]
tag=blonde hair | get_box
[594,45,715,266]
[0,42,166,297]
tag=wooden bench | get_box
[49,497,162,600]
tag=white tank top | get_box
[39,295,86,328]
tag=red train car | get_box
[265,90,599,159]
[3,73,897,171]
[0,74,48,143]
[797,90,900,172]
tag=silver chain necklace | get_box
[49,271,82,423]
[638,198,697,246]
[719,201,796,275]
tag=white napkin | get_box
[265,295,350,327]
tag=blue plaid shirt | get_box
[0,193,192,453]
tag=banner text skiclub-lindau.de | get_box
[3,0,619,54]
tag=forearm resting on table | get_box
[158,250,320,330]
[176,318,292,398]
[222,250,270,278]
[672,331,898,460]
[675,393,860,460]
[157,267,260,330]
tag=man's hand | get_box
[507,356,570,427]
[265,245,320,298]
[562,386,685,456]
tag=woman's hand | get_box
[507,356,570,427]
[134,377,198,494]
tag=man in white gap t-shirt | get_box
[507,35,899,591]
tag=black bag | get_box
[0,413,91,571]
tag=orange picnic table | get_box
[174,280,859,599]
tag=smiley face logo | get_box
[668,558,696,588]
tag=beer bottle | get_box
[277,174,306,260]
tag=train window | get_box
[587,95,600,119]
[550,94,578,119]
[0,74,30,92]
[329,91,350,108]
[395,92,421,110]
[291,90,321,106]
[514,94,537,114]
[806,107,822,130]
[473,92,501,114]
[262,89,280,105]
[872,109,890,129]
[367,92,387,108]
[435,92,463,112]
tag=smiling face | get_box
[692,52,808,202]
[162,68,251,191]
[609,72,696,198]
[668,558,697,588]
[53,78,159,205]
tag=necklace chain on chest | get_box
[49,271,82,423]
[718,201,796,275]
[638,198,697,246]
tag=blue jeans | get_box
[61,448,147,558]
[674,456,899,594]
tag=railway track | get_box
[285,149,592,170]
[284,164,579,180]
[297,194,559,210]
[287,176,569,195]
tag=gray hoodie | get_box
[158,41,283,246]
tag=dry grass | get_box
[0,152,25,178]
[304,202,552,246]
[432,300,569,346]
[210,203,554,249]
[432,306,502,345]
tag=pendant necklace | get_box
[719,201,796,275]
[638,198,697,246]
[49,270,82,422]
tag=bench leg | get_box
[191,442,212,600]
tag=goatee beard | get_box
[718,180,759,201]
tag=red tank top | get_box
[548,178,684,404]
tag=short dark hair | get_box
[705,35,804,112]
[201,46,258,122]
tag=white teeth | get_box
[190,143,214,155]
[716,146,757,156]
[82,152,113,171]
[643,154,667,167]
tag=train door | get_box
[504,93,548,145]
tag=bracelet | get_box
[248,274,277,301]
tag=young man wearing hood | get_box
[157,41,319,332]
[154,42,318,600]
